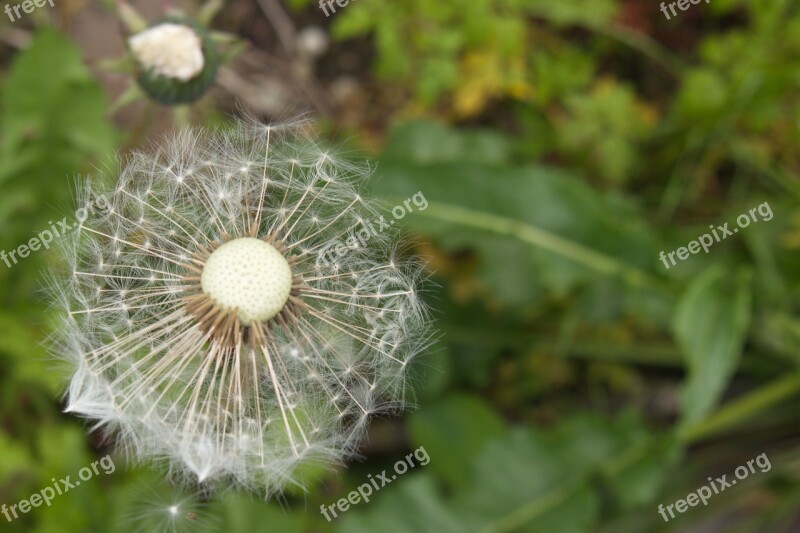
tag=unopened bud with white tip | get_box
[129,23,205,81]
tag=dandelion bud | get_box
[128,20,218,104]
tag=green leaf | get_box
[605,434,681,509]
[337,475,463,533]
[0,313,63,394]
[0,429,35,486]
[336,429,599,533]
[673,266,752,425]
[408,395,505,488]
[30,425,109,532]
[373,122,662,307]
[340,414,671,533]
[455,429,598,533]
[219,494,311,533]
[0,28,116,243]
[382,120,512,165]
[673,68,729,121]
[557,80,655,184]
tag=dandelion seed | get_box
[49,117,431,496]
[122,483,215,532]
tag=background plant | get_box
[1,0,800,531]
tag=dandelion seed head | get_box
[48,116,432,496]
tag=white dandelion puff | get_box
[48,117,432,495]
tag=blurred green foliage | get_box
[2,0,800,531]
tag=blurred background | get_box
[1,0,800,531]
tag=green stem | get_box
[416,200,670,294]
[479,485,575,533]
[587,24,685,77]
[679,373,800,443]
